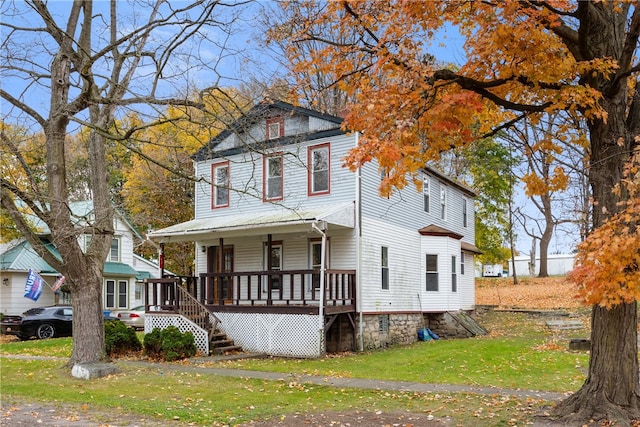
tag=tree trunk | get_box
[553,303,640,423]
[553,16,640,417]
[68,261,107,365]
[537,192,553,278]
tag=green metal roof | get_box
[0,240,59,273]
[1,241,137,278]
[103,262,138,276]
[135,270,153,280]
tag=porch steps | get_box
[210,330,243,355]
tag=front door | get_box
[207,246,234,304]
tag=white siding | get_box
[359,161,475,245]
[194,133,357,220]
[419,235,464,312]
[0,272,58,316]
[459,251,475,310]
[358,218,422,313]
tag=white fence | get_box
[507,254,575,277]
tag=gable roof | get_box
[1,239,142,276]
[192,99,344,162]
[423,166,477,197]
[24,200,144,241]
[0,240,58,273]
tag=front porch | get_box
[143,269,357,358]
[145,269,356,313]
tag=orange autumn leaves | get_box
[570,147,640,308]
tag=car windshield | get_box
[23,307,45,316]
[131,306,145,311]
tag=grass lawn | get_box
[0,309,592,426]
[205,310,590,393]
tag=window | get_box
[135,283,142,300]
[423,176,430,213]
[308,144,330,195]
[263,154,283,201]
[309,239,329,289]
[118,280,128,307]
[426,254,438,291]
[264,242,282,291]
[83,235,92,252]
[381,246,389,290]
[461,251,465,275]
[440,186,447,220]
[379,314,389,334]
[105,279,128,309]
[212,162,230,208]
[109,237,120,262]
[451,255,457,293]
[462,198,468,227]
[266,116,284,140]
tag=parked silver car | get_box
[115,305,146,330]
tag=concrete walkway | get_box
[2,354,567,402]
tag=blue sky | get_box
[1,1,574,257]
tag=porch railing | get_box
[199,269,355,307]
[144,269,355,309]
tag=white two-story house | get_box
[0,201,162,316]
[148,100,479,357]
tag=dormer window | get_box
[266,117,284,140]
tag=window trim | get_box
[381,246,389,290]
[109,237,120,262]
[104,279,128,309]
[451,255,457,293]
[307,143,331,196]
[266,116,284,140]
[440,185,447,221]
[426,254,439,292]
[462,198,468,228]
[263,153,284,201]
[423,176,430,213]
[461,251,465,275]
[211,161,230,209]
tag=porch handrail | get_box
[144,278,221,338]
[175,282,220,335]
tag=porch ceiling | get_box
[148,202,355,243]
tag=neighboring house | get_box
[148,99,480,357]
[0,201,163,316]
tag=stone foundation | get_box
[358,313,423,350]
[424,311,486,339]
[355,311,486,350]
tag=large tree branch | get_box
[431,69,554,112]
[0,88,46,127]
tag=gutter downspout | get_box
[355,131,364,352]
[312,221,327,357]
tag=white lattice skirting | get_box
[145,314,209,355]
[215,312,324,358]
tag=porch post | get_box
[159,243,165,278]
[218,238,224,304]
[312,221,327,357]
[267,234,272,305]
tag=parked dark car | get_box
[1,306,119,340]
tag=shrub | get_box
[143,327,164,359]
[143,326,196,361]
[105,319,142,356]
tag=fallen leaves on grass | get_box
[476,277,583,310]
